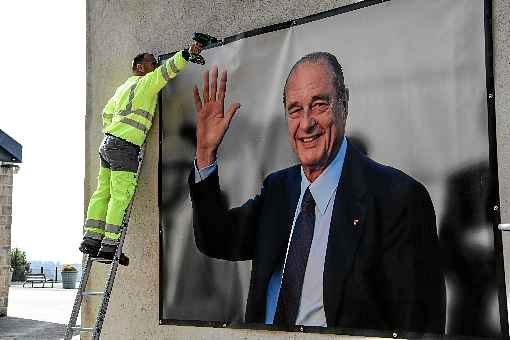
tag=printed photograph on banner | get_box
[159,0,502,337]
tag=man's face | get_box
[285,63,346,180]
[139,54,157,74]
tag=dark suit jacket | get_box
[189,141,446,334]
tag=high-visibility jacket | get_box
[102,51,188,146]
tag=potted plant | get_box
[61,264,78,289]
[9,248,28,282]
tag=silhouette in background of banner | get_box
[439,162,500,337]
[160,122,246,322]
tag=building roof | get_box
[0,130,22,163]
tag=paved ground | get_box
[0,282,80,339]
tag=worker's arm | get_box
[138,41,203,95]
[137,50,190,96]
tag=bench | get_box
[22,273,54,288]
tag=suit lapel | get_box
[263,166,301,275]
[324,143,367,325]
[286,166,301,234]
[282,166,301,264]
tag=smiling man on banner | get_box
[188,52,446,333]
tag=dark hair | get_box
[283,52,348,114]
[132,53,148,72]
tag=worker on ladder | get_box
[79,42,204,260]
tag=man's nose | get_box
[300,110,316,132]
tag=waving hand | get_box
[193,65,241,168]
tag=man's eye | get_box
[288,108,301,117]
[312,102,329,114]
[313,102,328,108]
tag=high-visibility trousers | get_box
[83,134,140,247]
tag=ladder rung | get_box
[72,326,93,332]
[81,291,104,296]
[91,257,113,264]
[90,253,130,266]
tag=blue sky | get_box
[1,1,85,263]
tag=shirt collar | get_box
[300,136,348,216]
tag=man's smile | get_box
[298,133,322,146]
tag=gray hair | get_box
[283,52,349,115]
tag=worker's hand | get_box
[189,42,203,55]
[193,65,241,168]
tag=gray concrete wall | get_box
[0,166,16,317]
[85,0,510,339]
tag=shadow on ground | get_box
[0,316,78,339]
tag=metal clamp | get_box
[498,224,510,231]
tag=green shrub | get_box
[9,248,28,269]
[9,248,30,281]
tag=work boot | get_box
[79,237,101,256]
[96,243,117,260]
[96,243,129,266]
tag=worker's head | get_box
[283,52,349,182]
[132,53,158,75]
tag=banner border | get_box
[483,0,509,337]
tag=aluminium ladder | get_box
[64,146,145,340]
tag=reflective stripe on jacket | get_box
[102,51,188,146]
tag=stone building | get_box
[0,130,21,317]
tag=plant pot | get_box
[11,266,26,282]
[61,271,78,289]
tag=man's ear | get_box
[136,63,144,73]
[342,87,349,118]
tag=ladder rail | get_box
[91,223,128,339]
[64,256,94,339]
[65,145,145,340]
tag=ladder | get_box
[64,146,145,340]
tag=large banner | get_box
[159,0,506,337]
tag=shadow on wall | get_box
[439,161,500,338]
